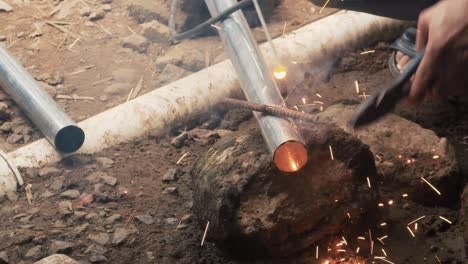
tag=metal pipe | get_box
[205,0,308,172]
[0,46,84,153]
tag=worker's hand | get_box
[410,0,468,102]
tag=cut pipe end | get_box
[274,141,308,173]
[54,125,85,153]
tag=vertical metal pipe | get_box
[0,46,84,153]
[205,0,308,172]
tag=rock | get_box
[50,176,65,191]
[89,254,107,263]
[13,230,34,245]
[122,34,149,53]
[25,246,45,260]
[7,134,22,144]
[101,4,112,12]
[191,125,377,257]
[0,122,12,133]
[96,157,114,168]
[39,190,55,199]
[105,214,121,224]
[86,172,117,186]
[0,35,5,42]
[219,109,253,131]
[112,228,135,245]
[158,64,192,85]
[58,201,73,216]
[141,20,171,43]
[60,189,80,199]
[34,254,80,264]
[317,103,462,206]
[164,218,178,225]
[85,213,98,221]
[84,244,108,255]
[40,167,61,178]
[14,125,33,135]
[163,186,177,195]
[48,241,74,255]
[0,251,8,264]
[155,45,205,72]
[111,68,136,83]
[0,1,12,12]
[88,233,109,245]
[135,214,154,225]
[89,8,105,21]
[0,102,10,120]
[162,168,178,182]
[80,6,91,17]
[170,131,188,148]
[35,73,63,86]
[101,0,113,3]
[103,83,129,96]
[72,223,89,235]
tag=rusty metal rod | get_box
[222,98,320,122]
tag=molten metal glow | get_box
[273,65,287,80]
[274,141,308,172]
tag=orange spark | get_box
[315,245,319,259]
[316,93,322,98]
[439,216,452,224]
[367,177,371,188]
[201,221,210,246]
[329,145,334,160]
[360,50,375,55]
[402,193,408,198]
[273,65,287,80]
[421,177,442,195]
[382,249,388,257]
[406,226,416,238]
[408,216,426,226]
[388,200,394,205]
[319,0,331,13]
[355,80,360,94]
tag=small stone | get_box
[141,20,171,43]
[13,230,34,245]
[164,217,178,225]
[7,134,23,144]
[122,34,149,53]
[100,175,118,186]
[13,125,33,135]
[0,35,6,42]
[88,233,109,245]
[13,213,28,220]
[101,4,112,12]
[104,83,128,96]
[105,214,121,224]
[111,68,136,83]
[112,228,134,245]
[16,32,24,38]
[0,102,10,120]
[101,0,112,3]
[39,190,55,199]
[25,246,44,260]
[0,251,8,264]
[84,21,94,27]
[34,254,80,264]
[0,122,12,133]
[98,95,108,102]
[85,213,98,221]
[84,244,108,255]
[73,211,87,220]
[96,157,114,168]
[162,168,178,182]
[80,6,91,16]
[50,176,65,191]
[159,64,192,85]
[0,1,12,12]
[48,241,74,255]
[60,189,80,199]
[135,214,154,225]
[176,223,188,230]
[86,172,117,186]
[89,253,107,263]
[163,186,177,195]
[35,73,63,86]
[89,8,105,21]
[58,201,73,216]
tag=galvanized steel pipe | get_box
[205,0,308,172]
[0,46,84,153]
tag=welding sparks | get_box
[316,93,322,98]
[176,152,189,165]
[406,226,416,237]
[302,97,306,104]
[439,216,452,224]
[337,249,346,253]
[357,236,366,240]
[370,240,374,255]
[388,200,394,205]
[402,193,408,198]
[341,236,348,245]
[347,212,351,219]
[433,155,440,159]
[375,257,396,264]
[408,215,426,226]
[421,177,442,195]
[378,203,384,207]
[319,0,331,13]
[356,247,360,254]
[414,223,418,231]
[210,24,221,30]
[360,50,375,55]
[366,177,371,188]
[355,80,360,94]
[380,222,387,227]
[435,256,442,264]
[273,65,287,80]
[201,221,210,246]
[329,145,334,160]
[316,245,319,259]
[382,249,388,257]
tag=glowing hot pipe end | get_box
[274,141,308,172]
[273,65,287,80]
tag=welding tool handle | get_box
[390,48,425,97]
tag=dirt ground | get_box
[0,0,467,264]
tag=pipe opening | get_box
[54,125,85,153]
[273,141,308,173]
